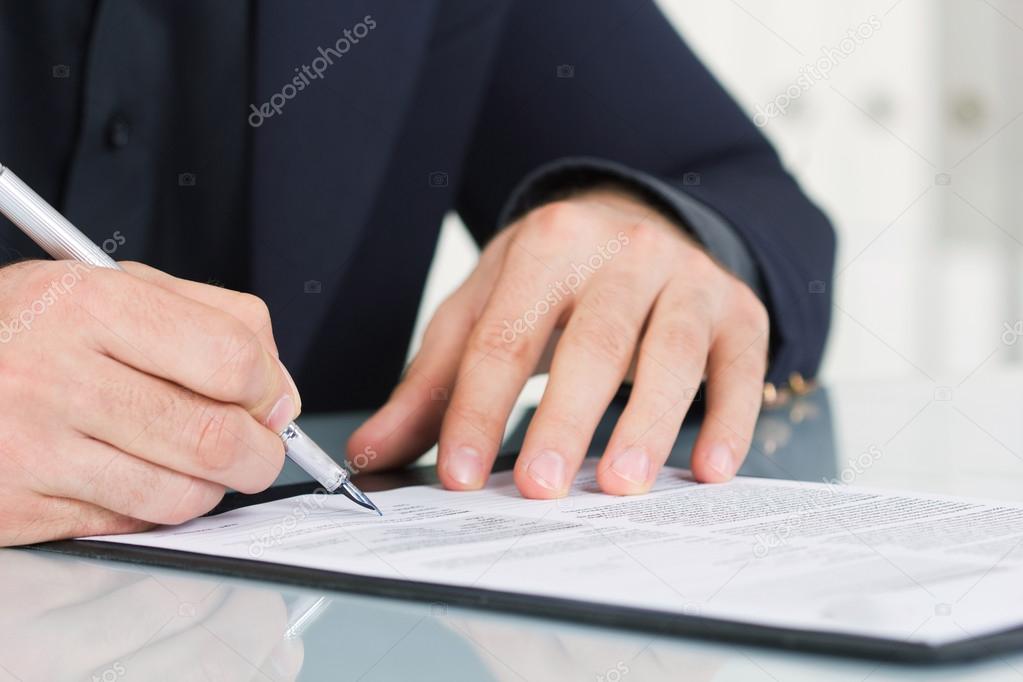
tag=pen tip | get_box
[338,480,383,516]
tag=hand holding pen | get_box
[0,163,377,546]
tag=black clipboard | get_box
[29,460,1023,665]
[26,396,1023,665]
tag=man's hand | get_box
[350,187,769,497]
[0,260,299,546]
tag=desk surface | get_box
[6,366,1023,681]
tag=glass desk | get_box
[5,366,1023,681]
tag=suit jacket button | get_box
[106,114,131,149]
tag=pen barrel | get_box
[0,166,120,270]
[280,423,350,492]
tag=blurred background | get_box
[411,0,1023,388]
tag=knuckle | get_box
[538,407,589,442]
[624,218,662,252]
[186,405,243,474]
[679,239,717,268]
[432,295,460,322]
[642,380,694,419]
[447,400,502,442]
[742,294,771,336]
[569,319,633,367]
[73,263,118,299]
[658,319,710,356]
[468,318,534,367]
[117,260,148,275]
[585,278,632,311]
[5,260,91,316]
[679,247,726,286]
[727,287,771,347]
[730,352,768,387]
[240,431,287,493]
[213,326,267,399]
[2,259,51,290]
[522,201,585,243]
[101,468,159,521]
[425,296,469,343]
[234,292,273,329]
[689,287,718,326]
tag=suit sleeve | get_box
[455,0,836,384]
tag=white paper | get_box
[92,462,1023,646]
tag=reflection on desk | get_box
[9,372,1023,681]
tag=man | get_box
[0,0,834,546]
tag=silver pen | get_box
[0,162,381,515]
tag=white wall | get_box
[413,0,1023,387]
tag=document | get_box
[93,462,1023,646]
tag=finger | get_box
[68,352,285,493]
[437,238,565,490]
[0,494,152,547]
[349,231,512,469]
[119,261,280,358]
[74,267,299,429]
[39,435,226,525]
[597,280,713,494]
[514,269,664,498]
[347,294,474,470]
[690,300,769,482]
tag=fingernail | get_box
[707,443,735,479]
[446,446,486,487]
[266,394,296,435]
[527,450,566,492]
[276,358,301,412]
[610,448,650,485]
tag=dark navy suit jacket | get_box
[0,0,835,411]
